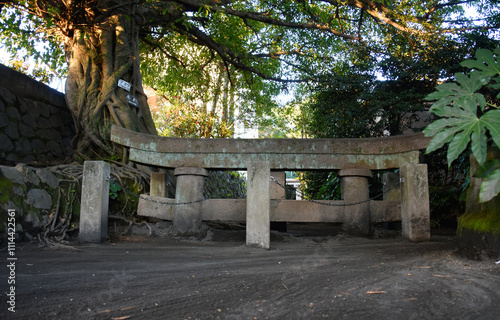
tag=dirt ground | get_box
[1,224,500,320]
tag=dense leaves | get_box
[424,47,500,202]
[1,0,500,155]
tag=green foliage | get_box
[109,181,122,200]
[424,47,500,202]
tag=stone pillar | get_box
[173,167,208,234]
[383,172,401,201]
[79,161,110,243]
[400,164,430,242]
[151,172,169,197]
[270,171,287,232]
[270,171,286,199]
[246,161,271,249]
[338,168,372,236]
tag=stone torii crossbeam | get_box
[109,125,432,249]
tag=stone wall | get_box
[0,64,75,164]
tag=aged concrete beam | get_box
[126,148,420,170]
[111,126,430,170]
[111,125,430,155]
[139,198,401,224]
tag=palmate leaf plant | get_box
[423,47,500,202]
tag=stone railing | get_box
[109,125,431,249]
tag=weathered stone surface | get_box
[22,155,36,163]
[151,172,168,197]
[35,101,51,118]
[25,211,42,228]
[0,112,8,127]
[36,128,62,142]
[0,133,14,152]
[47,140,63,157]
[6,106,21,120]
[5,122,19,139]
[246,161,271,249]
[25,100,40,118]
[0,87,17,105]
[79,161,110,243]
[383,172,401,201]
[0,165,25,184]
[26,189,52,209]
[38,117,52,129]
[15,163,40,185]
[338,168,372,236]
[0,100,5,112]
[18,122,36,137]
[30,138,44,152]
[49,113,63,127]
[36,168,59,188]
[12,185,24,196]
[15,138,32,156]
[22,113,37,128]
[173,167,208,234]
[400,164,430,242]
[61,138,74,155]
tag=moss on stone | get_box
[0,176,13,203]
[458,203,500,234]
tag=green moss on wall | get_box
[0,177,13,204]
[458,204,500,234]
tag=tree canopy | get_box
[1,0,499,157]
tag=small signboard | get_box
[118,79,131,91]
[126,93,139,108]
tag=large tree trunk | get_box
[64,7,157,158]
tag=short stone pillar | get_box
[173,167,208,234]
[400,164,430,242]
[79,161,110,243]
[383,172,401,201]
[338,168,372,236]
[246,161,271,249]
[151,172,169,197]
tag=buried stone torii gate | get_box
[110,125,432,249]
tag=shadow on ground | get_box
[1,224,499,320]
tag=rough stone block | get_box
[79,161,110,243]
[36,168,59,188]
[6,122,19,139]
[38,117,52,129]
[15,138,32,156]
[15,163,40,185]
[47,140,63,157]
[35,101,51,118]
[0,87,17,105]
[36,129,62,143]
[246,161,271,249]
[0,133,14,152]
[151,172,169,197]
[6,106,21,120]
[18,122,35,137]
[26,189,52,209]
[400,164,430,242]
[270,171,286,200]
[22,113,36,128]
[0,112,8,127]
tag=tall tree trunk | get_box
[64,8,157,158]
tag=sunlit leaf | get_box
[479,168,500,203]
